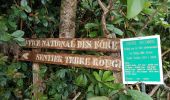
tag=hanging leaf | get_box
[11,30,24,38]
[14,37,25,42]
[14,37,26,46]
[127,0,147,19]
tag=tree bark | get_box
[59,0,77,38]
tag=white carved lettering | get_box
[77,41,92,48]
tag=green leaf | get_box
[24,6,32,13]
[127,90,153,100]
[89,31,97,37]
[8,21,17,29]
[107,24,124,35]
[41,0,47,5]
[0,77,7,86]
[75,74,87,86]
[0,55,8,65]
[104,83,124,90]
[87,91,95,98]
[113,27,124,35]
[104,76,114,82]
[14,37,26,46]
[119,94,132,100]
[102,71,111,81]
[87,96,109,100]
[143,8,155,15]
[21,0,28,7]
[12,30,24,38]
[107,24,114,31]
[0,22,8,31]
[127,0,147,19]
[39,65,47,77]
[17,79,23,87]
[93,71,101,81]
[21,63,27,71]
[43,20,48,27]
[102,71,114,82]
[14,37,25,42]
[85,23,98,30]
[0,32,12,42]
[20,12,27,19]
[40,65,47,74]
[4,91,11,99]
[56,69,67,78]
[87,84,94,92]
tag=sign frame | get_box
[120,35,163,84]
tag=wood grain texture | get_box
[24,38,120,52]
[19,51,121,71]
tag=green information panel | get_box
[121,35,163,84]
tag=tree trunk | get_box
[59,0,77,38]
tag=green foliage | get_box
[127,0,147,19]
[21,0,32,13]
[107,24,124,35]
[0,54,30,99]
[127,90,153,100]
[87,96,109,100]
[0,0,169,99]
[75,74,88,86]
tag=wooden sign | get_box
[25,38,120,52]
[19,51,121,71]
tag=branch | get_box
[162,48,170,57]
[163,84,170,92]
[72,92,81,100]
[97,0,107,12]
[149,85,160,96]
[98,0,115,38]
[139,10,158,33]
[107,0,113,10]
[139,1,168,33]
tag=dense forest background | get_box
[0,0,170,99]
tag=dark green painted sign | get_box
[121,35,163,84]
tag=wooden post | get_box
[32,35,42,100]
[112,52,122,83]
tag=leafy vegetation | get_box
[0,0,170,99]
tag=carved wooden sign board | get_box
[20,38,121,71]
[25,38,120,52]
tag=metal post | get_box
[141,83,146,93]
